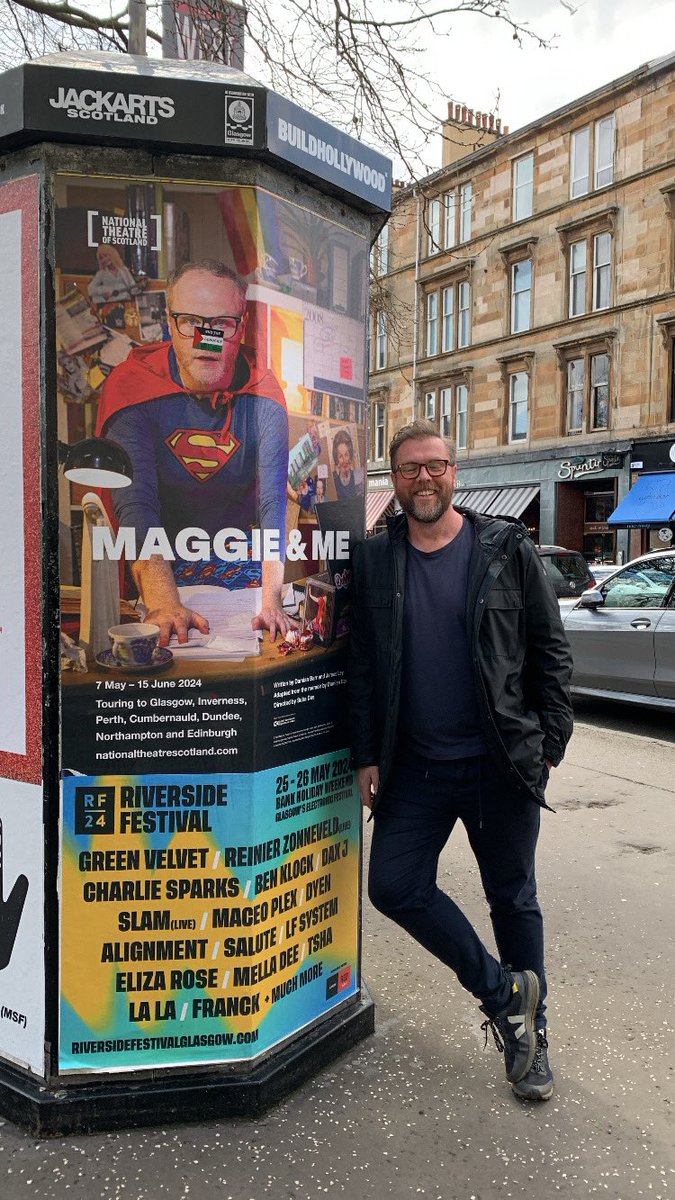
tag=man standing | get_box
[97,259,293,645]
[348,420,573,1101]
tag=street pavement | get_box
[2,709,673,1200]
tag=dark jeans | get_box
[368,751,547,1027]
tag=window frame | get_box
[426,291,439,356]
[460,182,473,243]
[558,209,616,319]
[375,309,388,370]
[416,377,470,450]
[512,152,534,221]
[508,371,529,443]
[556,336,615,436]
[372,400,386,461]
[570,114,616,198]
[511,258,533,333]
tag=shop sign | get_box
[558,452,623,481]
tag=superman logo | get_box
[165,426,242,482]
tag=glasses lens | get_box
[210,317,240,339]
[175,314,200,336]
[398,463,420,479]
[426,459,449,476]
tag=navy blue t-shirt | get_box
[399,518,487,759]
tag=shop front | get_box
[454,444,632,561]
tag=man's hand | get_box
[252,606,300,643]
[254,558,299,642]
[357,765,380,811]
[132,558,209,647]
[146,603,210,648]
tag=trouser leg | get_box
[461,757,547,1029]
[368,754,512,1016]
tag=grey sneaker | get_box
[511,1030,554,1101]
[480,969,540,1084]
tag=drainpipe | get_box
[411,187,421,421]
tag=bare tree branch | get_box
[0,0,554,175]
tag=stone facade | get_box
[368,55,675,561]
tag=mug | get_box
[108,622,160,666]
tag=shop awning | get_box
[608,472,675,527]
[366,488,395,531]
[454,484,540,519]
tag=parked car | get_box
[536,546,596,599]
[588,563,620,586]
[561,550,675,711]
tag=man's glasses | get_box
[393,459,453,480]
[170,312,244,339]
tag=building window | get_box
[570,115,615,198]
[594,115,616,189]
[567,359,584,432]
[560,341,613,434]
[460,182,472,243]
[440,387,452,437]
[423,277,471,356]
[373,224,389,275]
[372,402,386,460]
[561,214,615,317]
[375,310,387,370]
[441,286,454,353]
[427,197,442,255]
[418,380,468,447]
[458,281,471,348]
[444,191,457,249]
[426,292,439,356]
[593,232,611,311]
[570,127,590,198]
[513,153,534,221]
[569,240,586,317]
[511,259,532,333]
[509,371,529,442]
[456,383,468,450]
[591,353,610,428]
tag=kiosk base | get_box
[0,990,374,1136]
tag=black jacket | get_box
[348,508,574,809]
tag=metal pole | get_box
[128,0,147,55]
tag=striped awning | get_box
[366,488,395,531]
[455,484,540,518]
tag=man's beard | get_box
[398,480,454,523]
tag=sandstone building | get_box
[367,53,675,564]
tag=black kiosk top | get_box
[0,50,392,216]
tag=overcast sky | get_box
[421,0,674,170]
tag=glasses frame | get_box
[169,311,245,340]
[393,458,453,480]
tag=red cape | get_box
[96,341,286,435]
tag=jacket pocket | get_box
[482,589,524,658]
[363,588,392,608]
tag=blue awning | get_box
[608,473,675,527]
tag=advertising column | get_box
[56,173,369,1071]
[0,175,45,1077]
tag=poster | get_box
[0,780,45,1074]
[0,176,42,785]
[56,174,369,1069]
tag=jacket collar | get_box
[386,505,528,554]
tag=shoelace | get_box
[529,1032,549,1074]
[480,1016,505,1054]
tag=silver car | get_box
[561,550,675,710]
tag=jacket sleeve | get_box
[347,541,379,768]
[521,539,574,766]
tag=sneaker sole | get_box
[507,969,540,1084]
[511,1078,554,1102]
